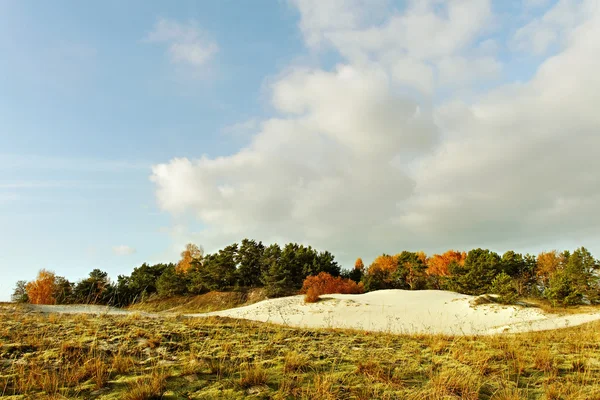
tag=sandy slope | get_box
[195,290,600,335]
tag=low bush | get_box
[301,272,364,303]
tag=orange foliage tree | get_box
[301,272,364,303]
[176,243,204,273]
[362,254,400,290]
[354,258,364,271]
[426,250,467,276]
[25,269,57,305]
[368,254,399,274]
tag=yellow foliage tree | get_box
[25,269,57,305]
[176,243,204,273]
[536,250,565,286]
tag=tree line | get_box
[358,247,600,306]
[12,240,340,307]
[12,241,600,307]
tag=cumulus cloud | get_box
[112,245,136,256]
[146,18,217,68]
[151,0,600,264]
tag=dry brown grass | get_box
[1,303,600,399]
[283,351,311,373]
[239,362,268,388]
[122,368,167,400]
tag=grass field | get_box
[1,303,600,399]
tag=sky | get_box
[1,0,599,301]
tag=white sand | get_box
[26,290,600,335]
[196,290,600,335]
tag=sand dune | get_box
[197,290,600,335]
[25,290,600,335]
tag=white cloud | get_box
[221,118,260,139]
[112,245,136,256]
[151,0,600,263]
[146,18,218,68]
[512,0,593,55]
[437,56,502,87]
[151,63,438,254]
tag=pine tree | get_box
[236,239,265,287]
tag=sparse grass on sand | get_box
[1,303,600,399]
[126,290,266,314]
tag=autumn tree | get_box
[363,254,399,291]
[25,269,57,305]
[348,257,365,283]
[536,250,562,288]
[426,250,467,276]
[176,243,204,273]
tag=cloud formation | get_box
[151,0,600,264]
[146,18,218,68]
[112,245,137,256]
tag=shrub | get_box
[301,272,363,303]
[304,287,321,303]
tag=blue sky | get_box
[2,0,600,300]
[0,0,303,298]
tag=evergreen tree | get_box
[128,263,171,299]
[447,249,501,295]
[491,272,518,304]
[187,256,213,294]
[213,243,239,290]
[546,270,582,306]
[73,269,111,304]
[236,239,265,287]
[53,276,74,304]
[262,244,295,298]
[394,251,427,290]
[311,251,341,277]
[547,247,600,305]
[156,265,190,297]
